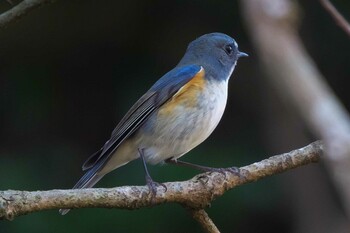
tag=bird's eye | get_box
[224,44,233,55]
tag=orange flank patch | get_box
[159,67,205,115]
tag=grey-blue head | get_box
[178,32,248,80]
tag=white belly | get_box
[137,79,229,164]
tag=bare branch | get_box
[320,0,350,37]
[0,141,322,221]
[241,0,350,217]
[0,0,56,29]
[189,209,220,233]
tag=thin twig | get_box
[0,0,56,29]
[0,141,322,221]
[320,0,350,37]
[189,209,220,233]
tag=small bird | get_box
[59,32,247,215]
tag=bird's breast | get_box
[138,77,229,164]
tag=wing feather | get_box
[81,65,202,173]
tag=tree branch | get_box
[319,0,350,38]
[241,0,350,217]
[0,141,322,221]
[189,209,220,233]
[0,0,56,29]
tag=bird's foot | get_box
[202,166,240,176]
[145,175,167,198]
[165,159,241,177]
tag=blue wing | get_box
[78,65,202,182]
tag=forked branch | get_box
[0,141,322,223]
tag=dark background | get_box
[0,1,349,232]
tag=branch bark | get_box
[320,0,350,37]
[189,209,220,233]
[0,141,322,222]
[0,0,56,29]
[241,0,350,217]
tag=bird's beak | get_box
[238,51,249,58]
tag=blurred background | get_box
[0,0,349,232]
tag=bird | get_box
[59,32,248,215]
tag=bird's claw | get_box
[205,166,241,178]
[145,175,167,198]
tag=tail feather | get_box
[59,165,104,215]
[82,148,103,171]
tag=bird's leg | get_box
[138,148,167,197]
[165,158,240,176]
